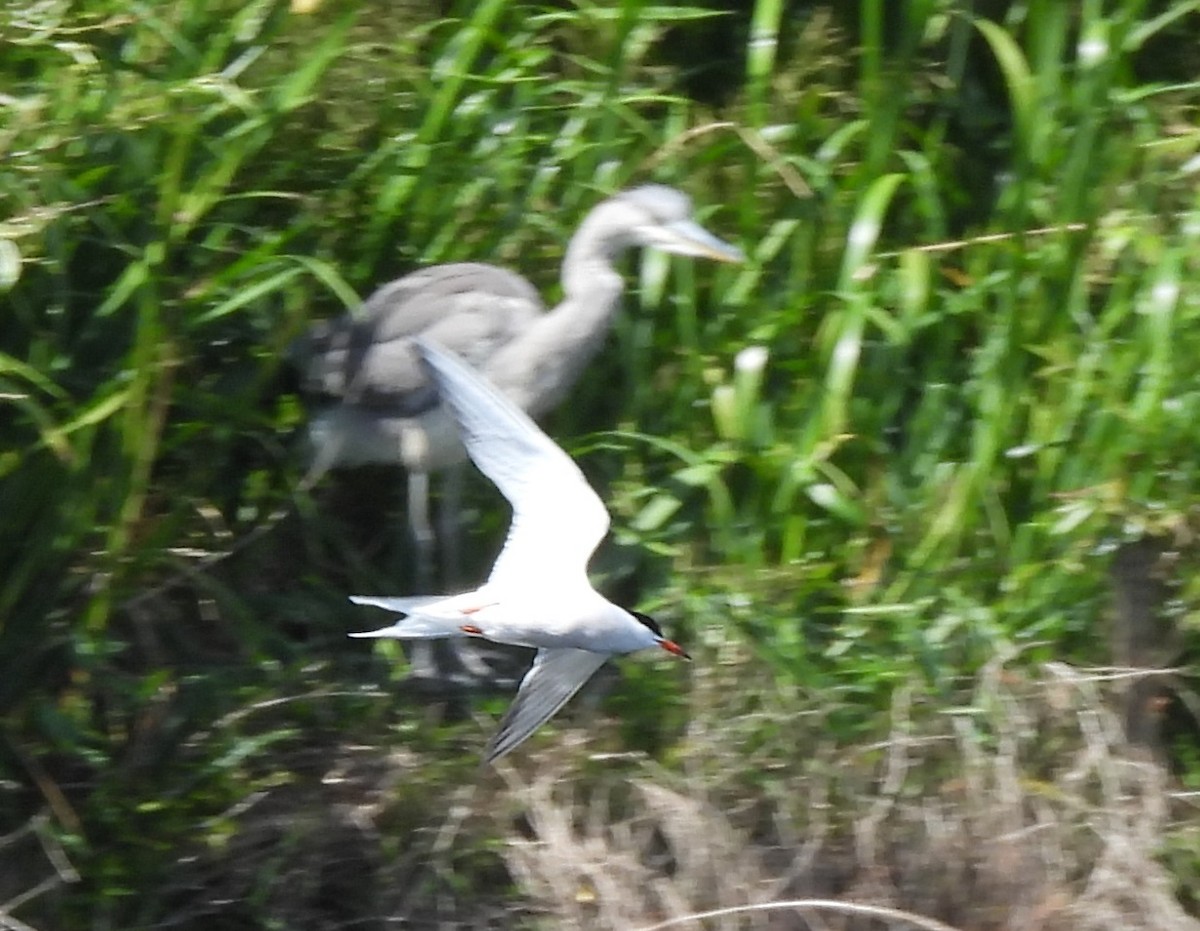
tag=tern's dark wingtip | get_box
[481,741,509,768]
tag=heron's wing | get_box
[485,648,608,764]
[415,337,611,587]
[299,264,543,411]
[366,264,542,345]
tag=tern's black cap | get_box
[630,609,664,638]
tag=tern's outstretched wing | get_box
[414,337,610,587]
[485,648,608,764]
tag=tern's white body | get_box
[355,586,657,653]
[349,337,688,764]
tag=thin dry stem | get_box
[634,898,967,931]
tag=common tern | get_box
[349,337,690,764]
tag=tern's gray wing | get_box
[414,337,611,587]
[485,648,608,764]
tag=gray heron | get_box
[295,185,742,684]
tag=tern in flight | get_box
[349,337,690,764]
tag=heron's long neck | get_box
[484,212,628,417]
[561,207,628,300]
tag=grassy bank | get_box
[2,0,1198,926]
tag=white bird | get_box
[349,337,690,764]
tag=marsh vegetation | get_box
[2,1,1200,927]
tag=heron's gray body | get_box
[297,186,742,476]
[298,262,543,473]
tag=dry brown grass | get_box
[11,657,1195,930]
[0,814,79,931]
[491,659,1200,930]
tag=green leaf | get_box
[974,19,1035,161]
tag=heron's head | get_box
[612,185,744,264]
[580,185,739,263]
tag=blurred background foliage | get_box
[2,0,1200,927]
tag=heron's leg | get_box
[298,436,335,494]
[406,469,438,679]
[408,468,436,590]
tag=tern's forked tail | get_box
[350,594,444,614]
[347,614,469,640]
[348,594,468,640]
